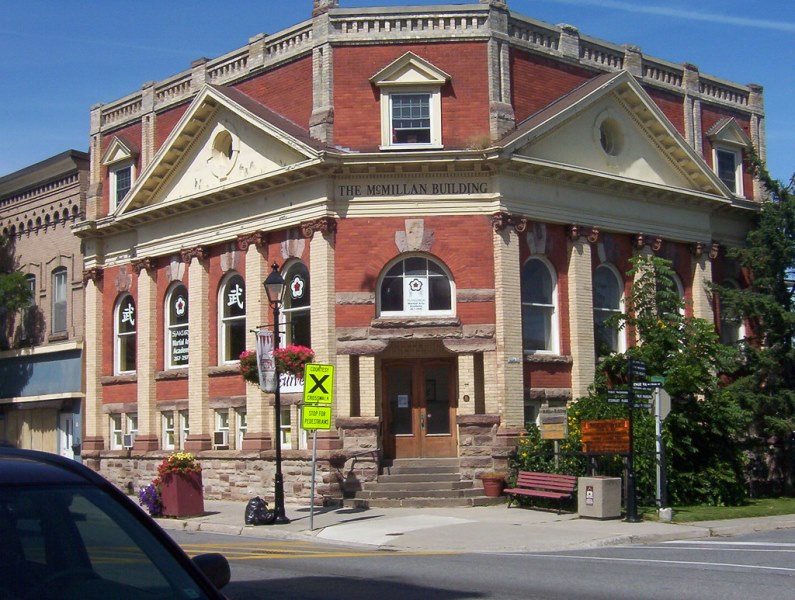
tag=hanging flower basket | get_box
[272,345,315,378]
[239,350,260,385]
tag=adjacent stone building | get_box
[0,150,89,457]
[75,0,760,502]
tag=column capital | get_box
[691,241,719,260]
[568,224,600,243]
[237,231,268,251]
[82,267,104,286]
[131,257,156,275]
[634,233,663,252]
[180,246,208,264]
[301,216,337,239]
[491,211,528,233]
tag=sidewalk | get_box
[155,499,795,553]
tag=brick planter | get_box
[160,471,204,517]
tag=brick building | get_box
[75,0,760,502]
[0,150,89,457]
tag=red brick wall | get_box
[510,49,593,123]
[332,43,490,151]
[334,215,495,326]
[233,57,314,128]
[155,103,190,151]
[644,87,685,138]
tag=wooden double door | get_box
[382,359,457,459]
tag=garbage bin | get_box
[577,476,622,519]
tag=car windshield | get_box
[0,483,213,600]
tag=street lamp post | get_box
[264,262,290,525]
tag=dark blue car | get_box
[0,448,230,599]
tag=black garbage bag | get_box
[244,496,276,525]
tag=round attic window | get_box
[599,118,623,156]
[209,128,238,179]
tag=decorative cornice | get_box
[568,224,600,243]
[491,211,528,233]
[131,257,155,275]
[634,233,663,252]
[237,231,267,251]
[691,241,720,260]
[179,246,208,263]
[82,267,104,286]
[300,217,337,239]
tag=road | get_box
[170,529,795,600]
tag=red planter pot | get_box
[480,476,505,497]
[160,471,204,517]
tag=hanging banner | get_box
[255,330,277,393]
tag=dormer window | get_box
[371,52,450,150]
[101,136,138,212]
[707,118,752,197]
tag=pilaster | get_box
[492,214,524,426]
[132,258,159,451]
[141,82,156,168]
[484,0,514,140]
[335,355,351,418]
[239,232,273,450]
[690,242,718,322]
[82,268,105,450]
[558,24,580,60]
[683,63,700,150]
[457,353,476,416]
[310,7,335,143]
[359,356,377,418]
[183,246,211,450]
[567,226,597,399]
[306,219,337,365]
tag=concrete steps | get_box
[345,458,504,508]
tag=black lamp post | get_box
[264,262,290,524]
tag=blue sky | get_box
[1,0,792,181]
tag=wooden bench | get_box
[503,471,577,514]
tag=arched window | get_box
[378,255,453,317]
[593,264,624,355]
[115,294,136,374]
[719,280,744,346]
[218,273,246,364]
[166,283,189,369]
[51,267,67,333]
[521,257,557,353]
[281,262,311,347]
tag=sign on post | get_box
[539,406,568,440]
[303,364,334,405]
[581,419,629,454]
[301,405,332,430]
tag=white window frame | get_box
[236,408,247,450]
[521,256,559,354]
[719,279,746,346]
[714,146,743,196]
[593,264,625,355]
[179,410,189,449]
[126,414,138,437]
[162,412,176,451]
[378,254,455,318]
[381,89,442,150]
[672,273,686,317]
[280,407,292,450]
[214,409,230,448]
[52,267,67,333]
[165,283,189,370]
[114,293,136,375]
[109,162,135,212]
[109,414,123,450]
[218,272,246,365]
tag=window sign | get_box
[404,277,427,312]
[290,274,305,300]
[169,290,189,367]
[226,282,244,311]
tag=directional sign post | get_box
[302,364,334,532]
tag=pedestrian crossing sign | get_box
[303,363,334,405]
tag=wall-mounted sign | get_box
[336,179,490,200]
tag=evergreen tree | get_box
[716,159,795,495]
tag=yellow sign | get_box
[302,405,332,430]
[303,364,334,405]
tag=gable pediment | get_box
[370,52,451,88]
[707,118,752,148]
[116,85,325,217]
[504,71,730,199]
[101,137,138,166]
